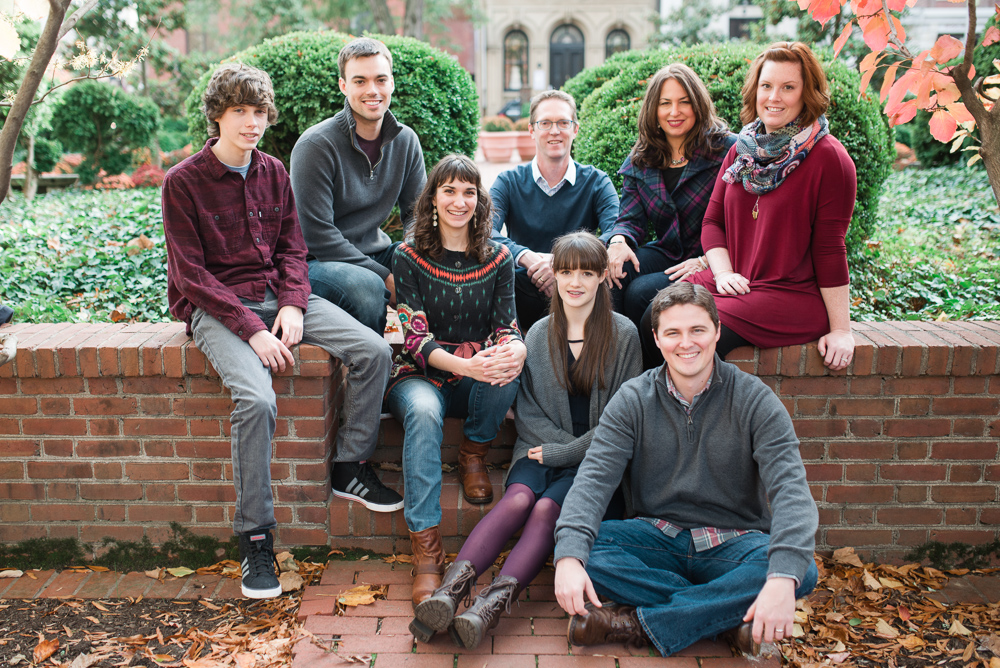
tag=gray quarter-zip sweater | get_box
[554,356,818,582]
[290,100,426,280]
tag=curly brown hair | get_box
[410,154,494,264]
[202,62,279,139]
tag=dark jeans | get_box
[586,520,818,657]
[307,243,399,335]
[514,266,550,334]
[610,246,676,327]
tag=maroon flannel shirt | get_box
[162,139,311,341]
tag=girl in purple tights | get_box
[410,232,642,648]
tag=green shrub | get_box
[482,115,514,132]
[50,81,160,184]
[561,48,652,109]
[513,118,531,131]
[185,31,479,170]
[568,43,895,257]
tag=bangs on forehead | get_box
[433,156,481,189]
[551,236,606,273]
[234,81,274,108]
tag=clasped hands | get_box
[248,305,303,372]
[461,340,526,386]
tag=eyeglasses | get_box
[532,119,576,131]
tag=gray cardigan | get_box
[511,312,641,474]
[554,357,819,583]
[290,100,426,280]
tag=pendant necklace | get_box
[752,195,760,220]
[671,155,686,166]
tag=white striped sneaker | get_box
[331,461,404,512]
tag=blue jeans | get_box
[307,243,398,334]
[386,375,520,533]
[609,246,676,325]
[585,519,818,657]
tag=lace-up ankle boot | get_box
[410,559,477,642]
[450,574,519,649]
[568,602,648,647]
[458,437,493,504]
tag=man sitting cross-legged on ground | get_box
[490,90,619,332]
[162,63,400,600]
[553,282,819,657]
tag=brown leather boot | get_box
[567,602,648,647]
[458,437,493,504]
[410,559,477,643]
[722,622,762,656]
[450,575,519,650]
[409,527,444,609]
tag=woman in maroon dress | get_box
[682,41,856,370]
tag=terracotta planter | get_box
[515,131,536,161]
[478,131,517,163]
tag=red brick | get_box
[88,418,120,436]
[931,486,996,503]
[881,464,946,481]
[189,377,223,394]
[493,635,569,655]
[885,419,950,438]
[829,399,894,416]
[123,377,186,394]
[95,505,126,521]
[954,377,986,394]
[174,397,235,416]
[178,484,236,502]
[0,438,41,456]
[80,483,143,500]
[93,462,123,479]
[932,397,999,415]
[844,508,873,524]
[47,482,78,499]
[3,397,38,414]
[829,442,893,460]
[792,419,848,438]
[928,529,997,544]
[126,462,189,480]
[0,503,29,521]
[981,508,1000,524]
[826,485,893,503]
[276,397,325,417]
[0,461,24,478]
[129,504,193,522]
[846,463,877,481]
[123,418,188,435]
[897,442,927,460]
[39,570,91,597]
[0,418,18,434]
[848,419,882,437]
[877,507,942,525]
[0,482,44,499]
[22,418,87,435]
[898,398,930,415]
[780,377,847,396]
[87,377,119,395]
[27,461,93,479]
[945,507,978,524]
[31,503,94,522]
[72,397,137,416]
[932,441,998,459]
[954,419,986,436]
[76,440,141,457]
[884,378,950,396]
[948,464,982,483]
[39,397,71,415]
[824,529,893,546]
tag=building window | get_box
[550,24,585,90]
[606,29,630,58]
[504,30,529,91]
[729,18,760,39]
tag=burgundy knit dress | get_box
[686,135,857,347]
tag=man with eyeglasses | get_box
[490,90,619,332]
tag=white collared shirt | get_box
[531,157,576,197]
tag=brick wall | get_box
[1,320,999,561]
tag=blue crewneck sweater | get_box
[489,162,619,259]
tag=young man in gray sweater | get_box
[290,37,426,336]
[290,37,422,511]
[553,282,818,657]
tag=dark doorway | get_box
[549,24,584,90]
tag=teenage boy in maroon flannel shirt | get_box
[162,63,400,599]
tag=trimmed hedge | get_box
[185,31,479,170]
[566,43,895,258]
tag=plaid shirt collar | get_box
[662,364,713,415]
[619,141,725,184]
[200,138,266,181]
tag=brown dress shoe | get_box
[568,602,648,647]
[409,527,444,608]
[722,622,762,656]
[458,437,493,504]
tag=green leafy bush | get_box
[50,81,160,184]
[567,43,895,258]
[560,48,653,109]
[481,115,514,132]
[0,189,169,323]
[185,31,479,169]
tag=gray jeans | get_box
[191,292,391,534]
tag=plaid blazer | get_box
[601,134,736,261]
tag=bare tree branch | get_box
[880,0,912,57]
[0,0,75,205]
[57,0,101,41]
[960,0,976,74]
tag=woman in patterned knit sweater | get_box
[385,154,526,611]
[409,232,641,648]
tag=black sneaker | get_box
[331,461,404,512]
[238,530,281,599]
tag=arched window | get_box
[606,29,630,59]
[504,30,528,91]
[549,24,584,90]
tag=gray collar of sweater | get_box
[334,98,404,150]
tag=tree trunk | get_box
[403,0,424,39]
[0,0,74,206]
[975,115,1000,208]
[24,135,38,202]
[366,0,395,34]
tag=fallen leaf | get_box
[70,654,102,668]
[278,571,303,593]
[792,623,805,638]
[962,640,975,661]
[334,656,372,665]
[898,604,911,621]
[85,615,101,624]
[833,547,864,568]
[863,570,882,590]
[110,306,128,323]
[878,576,904,589]
[949,618,972,636]
[33,637,59,664]
[93,601,109,612]
[182,659,224,668]
[166,567,195,578]
[991,657,1000,668]
[198,600,222,611]
[0,569,22,578]
[145,568,163,580]
[151,653,176,663]
[275,552,298,573]
[875,619,899,638]
[233,653,257,668]
[25,571,37,579]
[899,635,926,649]
[328,549,345,556]
[827,651,850,663]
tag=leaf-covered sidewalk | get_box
[1,548,998,667]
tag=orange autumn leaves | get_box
[784,547,1000,668]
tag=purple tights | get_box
[455,483,561,589]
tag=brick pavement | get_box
[3,560,997,667]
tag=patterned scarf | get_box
[723,114,829,195]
